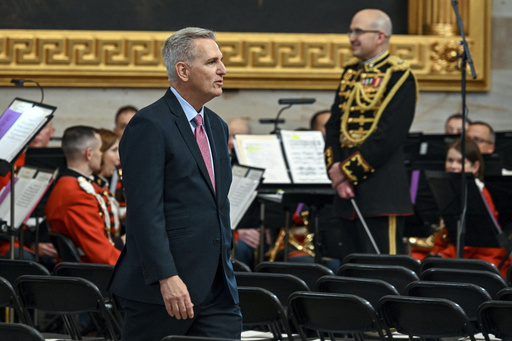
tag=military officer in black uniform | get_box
[325,9,418,255]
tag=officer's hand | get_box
[328,162,346,188]
[335,180,355,199]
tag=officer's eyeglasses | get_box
[347,29,382,38]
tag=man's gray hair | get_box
[162,27,216,83]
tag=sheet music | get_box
[0,166,57,229]
[0,99,54,162]
[229,165,264,229]
[234,135,290,184]
[280,130,330,184]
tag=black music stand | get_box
[425,171,510,265]
[280,187,335,263]
[0,98,56,259]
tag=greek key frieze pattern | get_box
[0,31,488,90]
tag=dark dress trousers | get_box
[108,89,239,339]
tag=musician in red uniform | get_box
[45,126,121,265]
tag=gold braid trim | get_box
[340,60,413,146]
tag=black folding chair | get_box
[343,253,421,275]
[420,268,507,298]
[49,232,82,263]
[0,276,29,324]
[477,300,512,341]
[288,291,389,341]
[379,295,476,341]
[15,275,120,341]
[237,286,293,341]
[0,259,50,285]
[406,280,492,331]
[420,257,501,276]
[0,259,50,327]
[337,263,419,295]
[255,261,334,290]
[496,287,512,301]
[231,259,251,272]
[316,275,399,310]
[53,262,123,329]
[0,322,45,341]
[235,272,309,307]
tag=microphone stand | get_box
[451,0,477,258]
[11,79,45,103]
[272,104,292,134]
[270,98,316,134]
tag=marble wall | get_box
[0,0,511,143]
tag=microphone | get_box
[259,119,285,124]
[271,98,317,134]
[278,98,316,105]
[11,79,44,103]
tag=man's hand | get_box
[328,162,346,189]
[31,242,58,258]
[335,180,355,199]
[238,229,261,249]
[160,275,194,319]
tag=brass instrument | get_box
[266,210,315,262]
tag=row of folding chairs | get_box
[246,257,509,298]
[288,290,512,341]
[236,271,512,341]
[235,256,512,341]
[237,253,510,280]
[0,258,121,340]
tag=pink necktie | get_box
[193,114,215,192]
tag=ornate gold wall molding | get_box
[0,0,490,91]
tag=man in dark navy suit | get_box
[108,27,242,341]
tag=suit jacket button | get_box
[214,238,220,245]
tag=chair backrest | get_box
[49,232,82,262]
[315,275,399,310]
[288,291,388,341]
[420,257,501,276]
[337,263,419,295]
[161,336,238,341]
[420,268,507,298]
[235,272,309,308]
[231,259,251,272]
[379,295,476,341]
[15,275,119,341]
[237,286,293,341]
[496,287,512,301]
[406,281,492,324]
[255,261,334,289]
[0,276,28,324]
[343,253,421,275]
[477,300,512,341]
[0,259,50,285]
[53,262,114,298]
[53,261,123,328]
[0,322,45,341]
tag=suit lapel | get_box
[164,90,216,197]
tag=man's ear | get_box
[377,31,387,44]
[176,61,189,81]
[85,146,92,161]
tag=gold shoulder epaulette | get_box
[343,57,360,68]
[386,56,411,72]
